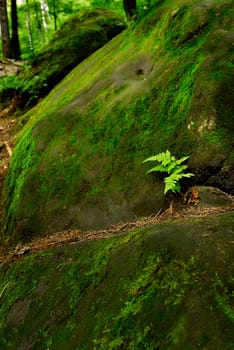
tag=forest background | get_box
[0,0,151,60]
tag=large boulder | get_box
[29,8,126,99]
[1,0,233,244]
[0,8,126,109]
[0,212,233,349]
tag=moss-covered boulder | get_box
[1,0,234,243]
[0,212,233,349]
[0,8,126,109]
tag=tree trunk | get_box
[10,0,21,59]
[40,0,48,39]
[51,0,57,31]
[33,0,43,41]
[0,0,10,58]
[123,0,137,21]
[25,0,34,53]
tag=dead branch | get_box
[4,141,12,158]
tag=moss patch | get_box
[1,0,234,243]
[0,213,233,349]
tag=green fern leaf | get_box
[167,162,180,174]
[176,156,190,165]
[143,150,194,195]
[172,165,188,174]
[147,164,165,174]
[164,175,181,194]
[143,155,159,163]
[180,172,194,178]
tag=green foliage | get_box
[0,74,20,90]
[16,0,86,59]
[0,8,125,111]
[210,274,234,322]
[143,150,194,194]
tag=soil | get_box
[0,116,17,220]
[0,59,23,77]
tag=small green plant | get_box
[143,150,194,194]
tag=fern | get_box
[143,150,194,194]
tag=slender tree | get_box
[40,0,48,38]
[51,0,58,31]
[10,0,21,59]
[123,0,137,21]
[0,0,10,58]
[25,0,34,53]
[33,0,43,41]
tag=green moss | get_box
[0,213,233,349]
[2,0,233,242]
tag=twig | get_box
[0,281,11,300]
[152,208,163,219]
[4,141,12,158]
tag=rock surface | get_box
[0,212,233,349]
[1,0,233,243]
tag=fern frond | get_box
[143,150,171,164]
[144,150,173,172]
[143,155,159,163]
[167,162,179,174]
[143,150,194,195]
[161,150,172,167]
[164,171,194,193]
[172,165,188,174]
[176,156,190,165]
[147,164,165,174]
[164,174,181,194]
[180,172,194,178]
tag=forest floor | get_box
[0,116,16,221]
[0,59,23,77]
[0,194,233,264]
[0,102,233,266]
[0,60,21,210]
